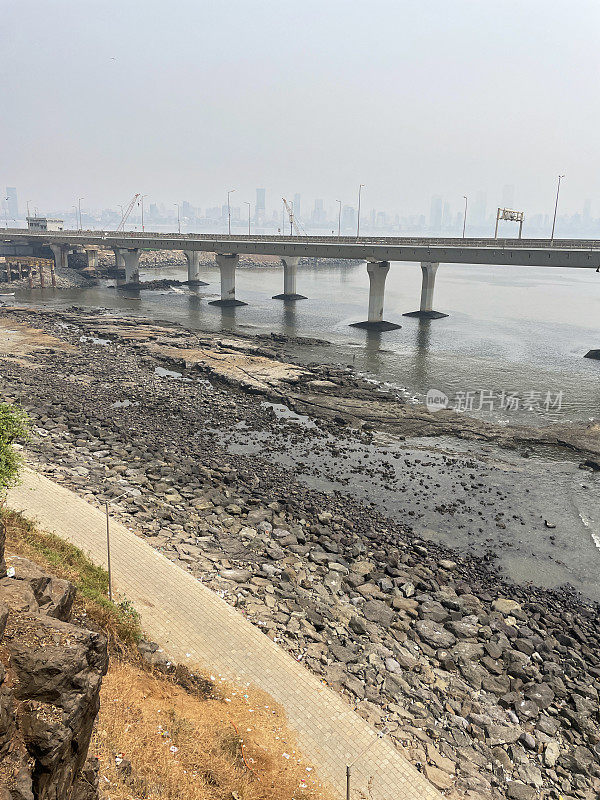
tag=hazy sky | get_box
[1,0,599,217]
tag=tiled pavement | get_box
[8,468,441,800]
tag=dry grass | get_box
[2,510,333,800]
[94,662,330,800]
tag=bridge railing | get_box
[3,228,600,251]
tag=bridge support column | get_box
[49,244,70,270]
[183,250,208,285]
[403,262,448,319]
[350,260,401,331]
[209,254,246,306]
[116,248,140,285]
[84,247,99,271]
[273,256,306,300]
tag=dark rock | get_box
[362,600,394,627]
[415,619,456,649]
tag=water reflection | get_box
[413,320,433,387]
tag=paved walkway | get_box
[8,468,441,800]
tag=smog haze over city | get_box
[2,0,599,234]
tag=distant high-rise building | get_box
[293,193,301,223]
[6,187,18,219]
[341,205,356,231]
[429,196,442,232]
[501,184,515,209]
[255,188,266,225]
[311,198,326,225]
[442,201,452,230]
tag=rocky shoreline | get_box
[1,306,600,799]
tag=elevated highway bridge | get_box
[2,229,600,332]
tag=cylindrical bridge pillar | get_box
[350,260,401,330]
[273,256,307,300]
[183,250,209,285]
[403,262,448,319]
[115,248,140,285]
[208,253,247,306]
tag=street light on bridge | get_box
[551,174,565,244]
[227,189,236,235]
[244,201,251,235]
[337,199,342,237]
[78,197,84,231]
[462,195,468,238]
[357,184,365,238]
[173,203,181,234]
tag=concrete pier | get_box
[403,262,448,319]
[183,250,209,285]
[84,247,99,271]
[49,243,70,270]
[116,248,140,285]
[208,253,247,306]
[350,260,401,331]
[273,256,306,300]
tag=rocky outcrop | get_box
[0,540,107,800]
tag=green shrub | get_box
[0,402,30,495]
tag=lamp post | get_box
[357,184,365,238]
[26,200,31,219]
[550,174,565,244]
[140,194,149,232]
[462,195,468,238]
[245,201,251,235]
[174,203,181,234]
[337,200,342,236]
[4,198,9,229]
[227,189,235,235]
[73,206,79,230]
[78,197,84,231]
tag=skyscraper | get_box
[255,188,266,225]
[6,187,18,219]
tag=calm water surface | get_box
[7,259,600,425]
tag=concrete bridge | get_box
[2,229,600,331]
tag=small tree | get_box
[0,402,30,497]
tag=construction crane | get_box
[282,197,306,236]
[116,193,140,232]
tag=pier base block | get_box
[186,280,209,287]
[584,349,600,360]
[402,310,449,319]
[208,298,248,307]
[272,293,307,300]
[350,320,402,331]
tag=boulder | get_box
[362,600,394,627]
[0,578,39,614]
[4,612,108,800]
[5,557,75,621]
[415,619,456,649]
[492,598,522,615]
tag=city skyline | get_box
[2,1,599,217]
[4,182,597,239]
